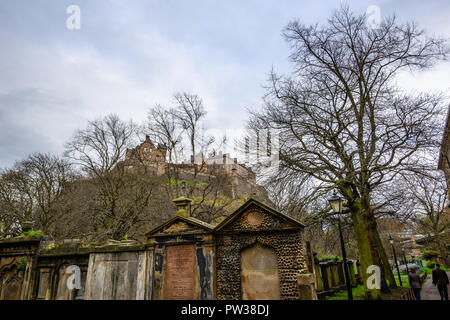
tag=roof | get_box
[146,215,214,237]
[214,197,305,232]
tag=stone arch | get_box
[0,261,24,300]
[240,242,281,300]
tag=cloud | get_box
[0,0,449,168]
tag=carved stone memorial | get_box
[165,244,195,300]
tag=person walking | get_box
[432,263,449,300]
[408,267,422,300]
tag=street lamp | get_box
[388,235,402,286]
[328,191,353,300]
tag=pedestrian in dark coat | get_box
[408,267,422,300]
[432,264,449,300]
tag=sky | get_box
[1,0,450,168]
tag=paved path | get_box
[421,272,450,300]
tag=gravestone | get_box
[312,254,323,292]
[214,198,308,300]
[241,243,280,300]
[165,244,195,299]
[84,246,146,300]
[146,198,215,300]
[319,262,330,292]
[347,260,357,286]
[336,260,345,288]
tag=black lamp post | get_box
[388,235,402,286]
[401,246,410,285]
[402,248,409,273]
[328,192,353,300]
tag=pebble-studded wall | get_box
[214,199,308,300]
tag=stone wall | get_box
[0,199,312,300]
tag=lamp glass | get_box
[329,198,343,213]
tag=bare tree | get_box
[172,92,215,198]
[0,167,34,237]
[403,172,449,266]
[146,104,183,199]
[65,114,152,240]
[0,153,71,236]
[248,6,448,298]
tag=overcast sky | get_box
[1,0,449,168]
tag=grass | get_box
[422,266,450,273]
[394,277,410,288]
[326,282,418,300]
[20,230,45,237]
[326,285,365,300]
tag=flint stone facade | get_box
[215,199,308,300]
[0,198,311,300]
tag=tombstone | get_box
[313,253,323,292]
[336,260,345,288]
[214,198,308,300]
[146,197,214,300]
[297,273,318,300]
[325,263,334,291]
[84,245,145,300]
[347,260,357,287]
[330,261,340,288]
[319,262,330,292]
[240,243,280,299]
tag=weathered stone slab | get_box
[298,273,318,300]
[241,243,280,300]
[85,250,146,300]
[165,244,195,300]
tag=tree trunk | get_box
[374,228,397,289]
[350,200,393,299]
[437,237,450,268]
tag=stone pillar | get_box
[319,262,330,292]
[298,273,318,300]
